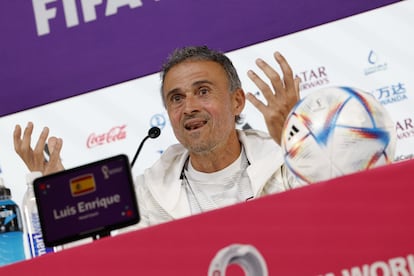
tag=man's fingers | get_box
[274,51,295,90]
[21,122,34,151]
[13,125,22,152]
[47,138,63,171]
[33,127,49,160]
[246,92,267,114]
[294,77,301,99]
[254,58,284,97]
[47,137,57,153]
[247,69,275,104]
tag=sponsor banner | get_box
[1,158,414,275]
[0,0,399,117]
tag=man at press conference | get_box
[13,45,302,229]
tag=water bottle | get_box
[22,172,54,258]
[0,177,25,266]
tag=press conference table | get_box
[2,159,414,275]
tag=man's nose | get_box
[183,94,201,114]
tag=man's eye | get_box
[199,88,209,95]
[170,94,183,103]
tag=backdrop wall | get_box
[0,0,399,116]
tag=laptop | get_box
[33,154,140,247]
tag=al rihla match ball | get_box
[281,86,396,184]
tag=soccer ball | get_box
[281,86,396,184]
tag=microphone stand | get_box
[131,127,161,168]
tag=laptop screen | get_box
[33,154,140,247]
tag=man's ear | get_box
[233,88,246,115]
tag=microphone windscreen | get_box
[148,127,161,138]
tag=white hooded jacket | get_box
[132,129,296,229]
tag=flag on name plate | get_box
[70,174,96,197]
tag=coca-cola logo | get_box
[86,125,127,148]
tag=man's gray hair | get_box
[160,45,242,105]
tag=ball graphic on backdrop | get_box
[281,86,396,184]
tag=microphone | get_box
[131,126,161,168]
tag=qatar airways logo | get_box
[296,66,330,91]
[86,125,127,148]
[396,118,414,140]
[32,0,143,36]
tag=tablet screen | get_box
[33,154,140,247]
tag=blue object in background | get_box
[0,178,25,266]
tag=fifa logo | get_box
[32,0,143,36]
[310,97,326,112]
[101,165,124,179]
[102,166,110,179]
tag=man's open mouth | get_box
[184,120,207,131]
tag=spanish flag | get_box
[70,174,96,197]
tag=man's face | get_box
[162,60,244,155]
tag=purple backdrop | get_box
[0,0,399,117]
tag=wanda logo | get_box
[86,125,127,148]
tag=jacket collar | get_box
[238,129,284,196]
[143,144,190,218]
[143,129,284,218]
